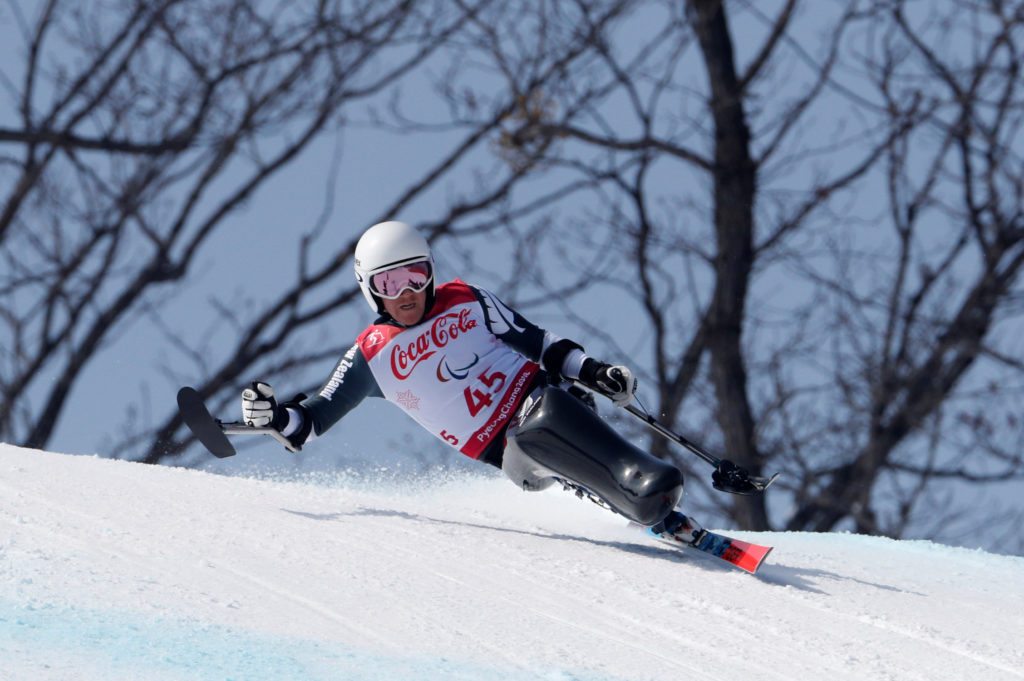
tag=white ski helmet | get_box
[354,220,435,315]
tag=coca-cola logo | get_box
[391,309,477,379]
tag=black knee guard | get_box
[503,387,683,525]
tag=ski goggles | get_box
[369,261,433,299]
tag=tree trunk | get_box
[688,0,767,530]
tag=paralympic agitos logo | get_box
[390,309,477,379]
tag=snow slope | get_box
[1,444,1023,681]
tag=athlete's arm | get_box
[471,286,587,381]
[286,342,383,444]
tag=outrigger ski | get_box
[177,386,301,457]
[636,512,774,575]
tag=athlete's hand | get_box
[580,360,638,408]
[241,381,288,430]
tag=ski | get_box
[638,514,773,574]
[685,530,773,574]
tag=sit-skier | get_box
[241,221,699,543]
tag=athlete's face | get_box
[382,287,428,326]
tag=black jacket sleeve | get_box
[472,285,584,378]
[298,342,383,439]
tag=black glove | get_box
[578,359,638,407]
[241,381,289,430]
[711,459,757,495]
